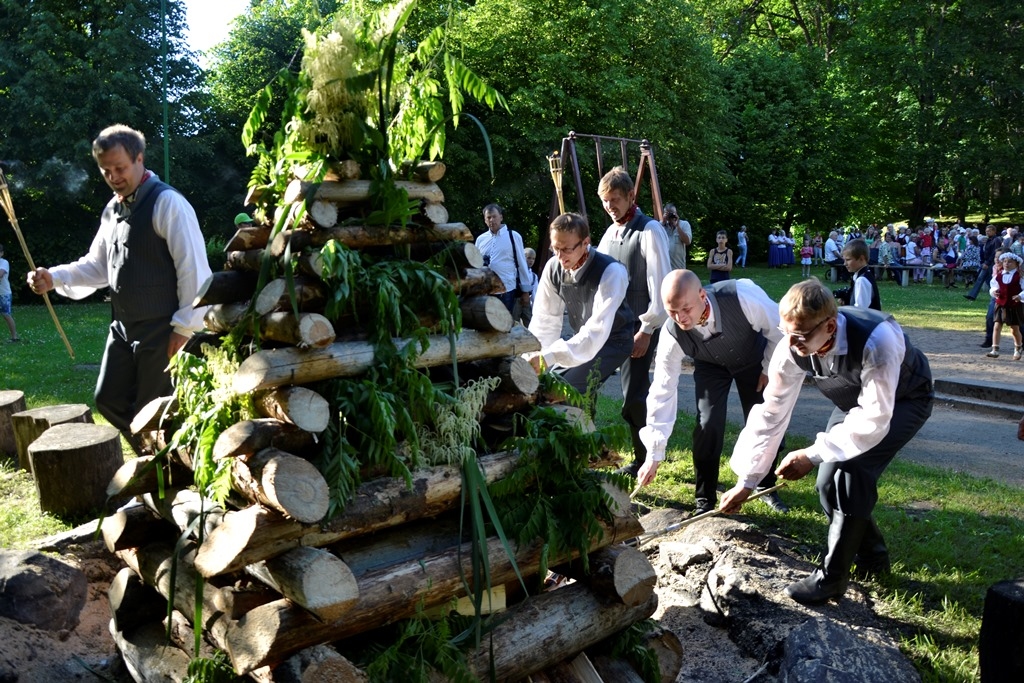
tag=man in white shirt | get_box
[526,213,634,393]
[824,231,847,282]
[721,278,933,604]
[596,166,671,476]
[476,204,534,314]
[636,270,789,514]
[27,124,211,451]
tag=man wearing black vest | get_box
[27,124,211,451]
[721,279,933,605]
[525,213,634,393]
[596,167,671,476]
[636,270,789,514]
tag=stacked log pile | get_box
[104,162,676,682]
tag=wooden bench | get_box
[828,264,959,287]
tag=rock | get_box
[0,550,87,631]
[771,617,921,682]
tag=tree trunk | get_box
[418,201,449,226]
[980,578,1024,682]
[284,179,445,206]
[106,455,193,500]
[129,395,178,435]
[251,645,369,683]
[254,277,328,316]
[542,653,607,683]
[0,389,26,463]
[12,403,93,472]
[640,627,684,683]
[589,656,644,683]
[269,222,473,257]
[109,620,192,683]
[482,391,535,416]
[29,422,123,516]
[399,160,446,183]
[101,501,176,552]
[461,581,658,682]
[254,386,330,434]
[233,325,540,394]
[460,295,514,332]
[194,270,259,307]
[206,305,336,349]
[195,450,521,577]
[212,418,317,461]
[214,514,643,674]
[308,200,339,228]
[325,159,362,181]
[246,546,359,623]
[430,241,484,273]
[559,545,657,606]
[225,248,268,272]
[232,447,330,524]
[226,225,272,251]
[108,567,168,634]
[451,267,505,297]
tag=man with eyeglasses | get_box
[661,203,691,271]
[721,278,933,605]
[524,213,634,394]
[596,166,671,477]
[635,269,789,515]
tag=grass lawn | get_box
[0,265,1015,682]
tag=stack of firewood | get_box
[101,162,680,682]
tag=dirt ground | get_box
[0,322,1014,682]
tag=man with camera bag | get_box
[476,203,534,314]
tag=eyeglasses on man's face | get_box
[551,240,584,256]
[778,317,829,344]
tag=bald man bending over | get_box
[637,270,789,514]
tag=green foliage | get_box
[183,651,243,683]
[168,345,254,504]
[490,407,630,576]
[605,620,662,683]
[350,608,477,683]
[418,377,501,466]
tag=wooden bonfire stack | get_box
[101,162,680,683]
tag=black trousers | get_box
[816,395,934,520]
[692,360,780,504]
[94,318,174,436]
[559,334,633,399]
[619,328,658,468]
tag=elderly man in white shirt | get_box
[476,203,534,314]
[721,278,933,605]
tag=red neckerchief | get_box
[815,332,837,357]
[568,248,589,271]
[618,204,639,226]
[697,300,711,327]
[119,171,152,203]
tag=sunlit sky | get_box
[181,0,249,56]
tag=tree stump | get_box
[28,422,123,516]
[11,403,93,473]
[0,390,26,463]
[980,577,1024,682]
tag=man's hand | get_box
[27,268,54,295]
[519,291,531,306]
[775,449,815,481]
[167,331,189,359]
[631,330,651,358]
[527,354,543,374]
[720,484,753,514]
[636,459,660,487]
[756,372,769,392]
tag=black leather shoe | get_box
[851,554,891,580]
[759,490,790,513]
[615,463,640,478]
[980,342,993,347]
[964,295,976,301]
[785,569,849,604]
[693,499,715,516]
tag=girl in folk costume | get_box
[987,252,1024,360]
[800,236,814,277]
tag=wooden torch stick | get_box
[548,151,565,215]
[0,169,75,359]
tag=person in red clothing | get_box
[987,252,1024,360]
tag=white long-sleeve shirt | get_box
[640,278,782,463]
[48,176,211,335]
[597,216,670,334]
[851,270,874,309]
[730,314,906,489]
[475,225,534,295]
[527,248,628,369]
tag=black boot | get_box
[852,517,890,579]
[786,513,869,604]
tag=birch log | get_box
[212,418,318,460]
[232,448,329,524]
[284,179,444,205]
[226,225,272,251]
[460,295,514,332]
[253,277,328,316]
[233,325,540,394]
[245,546,359,623]
[195,450,521,577]
[254,386,330,433]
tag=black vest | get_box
[105,178,180,324]
[792,307,933,412]
[550,250,634,348]
[601,211,651,323]
[667,280,766,373]
[851,266,881,310]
